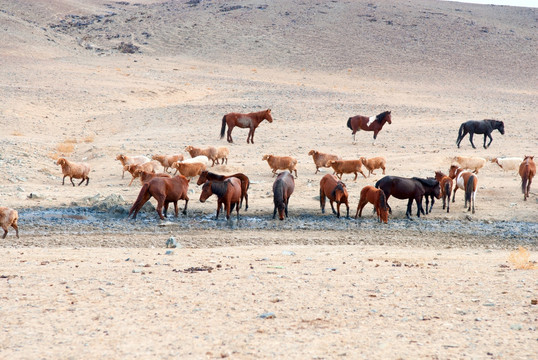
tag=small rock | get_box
[258,312,275,319]
[165,250,174,255]
[166,236,178,248]
[510,324,522,331]
[281,250,295,256]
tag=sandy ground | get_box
[0,0,537,358]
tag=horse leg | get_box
[471,190,476,214]
[406,199,413,219]
[225,201,231,220]
[173,201,179,217]
[320,190,326,214]
[249,127,256,144]
[446,192,450,213]
[182,198,189,215]
[336,202,341,218]
[355,199,366,219]
[273,204,277,219]
[469,132,476,149]
[155,196,166,220]
[246,128,252,144]
[284,197,289,218]
[424,196,429,215]
[329,200,337,215]
[236,201,240,220]
[163,201,169,218]
[416,197,424,218]
[216,199,222,219]
[352,132,356,145]
[452,187,457,202]
[227,125,234,143]
[372,131,378,145]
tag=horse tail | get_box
[444,180,450,198]
[521,166,528,195]
[456,123,465,144]
[274,180,284,210]
[465,174,475,204]
[347,117,353,131]
[378,190,387,210]
[129,183,150,217]
[220,115,227,139]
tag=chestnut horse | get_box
[519,155,536,201]
[375,176,429,219]
[434,171,453,213]
[128,175,190,220]
[320,174,349,218]
[449,165,478,214]
[199,177,242,220]
[197,171,250,210]
[272,171,295,220]
[346,111,392,144]
[355,185,389,223]
[220,109,273,144]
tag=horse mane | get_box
[412,177,438,188]
[207,171,225,181]
[210,180,230,198]
[376,111,390,123]
[331,182,346,198]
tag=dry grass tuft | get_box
[84,135,95,143]
[508,247,536,270]
[11,131,23,136]
[57,142,75,153]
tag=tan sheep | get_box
[216,146,230,165]
[453,156,487,174]
[262,154,298,178]
[171,161,207,179]
[133,169,172,185]
[491,157,523,171]
[359,156,386,177]
[152,154,184,173]
[0,207,19,239]
[326,159,367,181]
[185,145,219,167]
[115,154,150,179]
[124,161,161,186]
[56,157,90,186]
[308,150,341,174]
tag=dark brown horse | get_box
[272,171,295,220]
[434,171,453,213]
[220,109,273,144]
[449,165,478,214]
[519,156,536,201]
[375,176,431,219]
[128,175,190,220]
[199,177,242,220]
[346,111,392,144]
[197,171,250,210]
[354,185,389,223]
[320,174,349,218]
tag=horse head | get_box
[381,111,392,124]
[448,165,460,179]
[265,109,273,123]
[199,181,213,202]
[332,182,348,203]
[498,121,505,135]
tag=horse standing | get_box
[456,119,504,149]
[272,171,295,220]
[412,177,441,215]
[519,156,536,201]
[220,109,273,144]
[197,171,250,210]
[434,171,453,213]
[449,165,478,214]
[128,175,190,220]
[199,177,242,220]
[354,185,389,223]
[319,174,349,218]
[375,176,428,219]
[346,111,392,144]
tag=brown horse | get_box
[273,171,295,220]
[319,174,349,218]
[199,177,242,220]
[375,176,435,219]
[449,165,478,214]
[434,171,453,213]
[355,185,389,223]
[128,175,190,220]
[197,171,250,210]
[347,111,392,144]
[220,109,273,144]
[519,155,536,201]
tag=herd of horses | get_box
[122,110,534,224]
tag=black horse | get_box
[456,119,504,149]
[375,176,438,219]
[412,177,441,215]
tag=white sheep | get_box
[491,157,523,171]
[57,157,90,186]
[453,156,486,174]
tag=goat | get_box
[57,157,90,186]
[216,146,230,165]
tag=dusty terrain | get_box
[0,0,537,358]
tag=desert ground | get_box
[0,0,537,358]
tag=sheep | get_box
[185,145,219,167]
[453,156,487,174]
[152,154,184,173]
[262,154,298,178]
[216,146,230,165]
[133,169,172,185]
[359,156,386,177]
[171,155,209,175]
[491,157,523,171]
[56,157,90,186]
[0,207,19,239]
[115,154,150,179]
[326,159,367,181]
[171,161,207,179]
[308,150,341,174]
[124,161,161,186]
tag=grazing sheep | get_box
[124,161,161,186]
[152,154,184,173]
[491,157,523,171]
[216,146,230,165]
[56,157,90,186]
[326,159,367,181]
[134,169,172,185]
[115,154,150,179]
[308,150,341,174]
[453,156,487,174]
[262,154,298,178]
[0,207,19,239]
[185,145,219,166]
[359,156,386,177]
[171,161,207,179]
